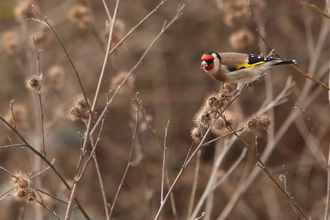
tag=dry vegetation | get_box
[0,0,329,219]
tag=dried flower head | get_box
[13,188,27,202]
[246,112,271,133]
[218,89,232,106]
[102,18,125,47]
[211,113,237,136]
[14,0,38,22]
[26,74,43,93]
[68,95,91,124]
[191,126,204,143]
[205,92,224,111]
[12,173,31,189]
[110,71,135,94]
[193,106,216,128]
[11,173,36,203]
[230,29,255,49]
[47,65,65,89]
[68,107,82,121]
[2,31,19,55]
[68,4,93,29]
[26,191,36,203]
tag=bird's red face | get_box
[201,54,215,71]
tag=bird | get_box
[201,52,296,89]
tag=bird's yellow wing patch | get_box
[236,61,265,69]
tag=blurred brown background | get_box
[0,0,329,219]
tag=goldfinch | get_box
[201,52,296,89]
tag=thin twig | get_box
[187,150,201,219]
[229,127,309,220]
[64,1,121,218]
[0,166,19,179]
[189,136,241,220]
[299,0,330,18]
[90,138,109,219]
[32,39,46,156]
[102,0,112,21]
[91,3,185,136]
[195,212,206,220]
[108,0,167,55]
[219,2,329,218]
[27,8,91,113]
[85,92,111,219]
[0,117,91,220]
[37,189,73,206]
[108,94,141,220]
[295,103,326,164]
[161,120,170,203]
[165,162,179,220]
[325,142,330,220]
[154,127,241,220]
[248,0,330,91]
[156,74,252,220]
[9,100,16,129]
[201,127,245,147]
[90,0,120,115]
[34,199,59,220]
[30,159,55,179]
[0,189,13,201]
[0,143,27,149]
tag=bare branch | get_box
[108,93,141,219]
[27,7,91,113]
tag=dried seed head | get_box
[110,71,135,94]
[211,118,226,135]
[191,126,204,143]
[27,191,36,203]
[68,4,93,29]
[218,90,231,106]
[14,0,38,22]
[13,188,27,202]
[68,107,82,121]
[193,106,216,128]
[211,114,237,136]
[47,65,65,89]
[246,113,271,133]
[205,92,224,111]
[68,95,91,124]
[12,173,31,188]
[76,96,89,109]
[230,29,254,49]
[2,31,19,55]
[26,75,43,93]
[11,172,36,203]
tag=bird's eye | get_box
[206,59,214,65]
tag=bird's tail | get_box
[272,59,297,66]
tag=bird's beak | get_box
[201,60,208,69]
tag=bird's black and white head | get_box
[201,52,221,74]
